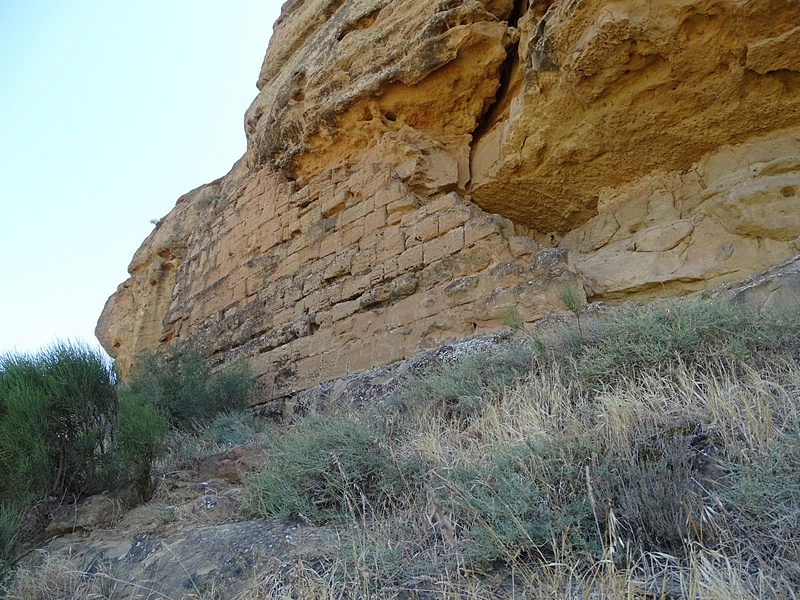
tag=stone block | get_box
[508,236,539,258]
[361,170,396,201]
[351,246,377,274]
[464,215,503,246]
[376,226,405,262]
[319,230,343,258]
[373,179,408,207]
[438,205,472,233]
[423,226,464,264]
[342,273,371,300]
[399,205,429,227]
[321,190,349,218]
[341,198,375,227]
[386,193,421,224]
[426,192,460,215]
[298,205,323,233]
[363,206,388,234]
[331,299,360,322]
[323,254,352,280]
[359,229,382,250]
[405,215,439,247]
[397,244,424,273]
[342,220,365,246]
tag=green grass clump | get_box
[0,503,21,586]
[199,410,267,448]
[439,440,600,569]
[432,415,713,571]
[576,300,800,386]
[0,342,171,572]
[387,343,532,429]
[240,299,800,597]
[716,423,800,580]
[245,416,407,524]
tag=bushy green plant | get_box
[113,392,169,501]
[0,502,21,581]
[235,300,800,596]
[128,348,256,429]
[0,384,51,508]
[716,424,800,580]
[559,283,585,337]
[207,362,258,416]
[439,440,600,569]
[245,416,405,524]
[559,284,584,316]
[0,342,169,569]
[0,342,117,505]
[194,192,221,210]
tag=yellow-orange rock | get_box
[471,0,800,235]
[97,0,800,401]
[561,133,800,299]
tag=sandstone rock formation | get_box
[98,0,800,401]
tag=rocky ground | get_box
[10,254,800,599]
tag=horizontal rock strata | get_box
[98,0,800,402]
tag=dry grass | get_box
[241,301,800,598]
[3,552,120,599]
[6,301,800,598]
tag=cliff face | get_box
[98,0,800,400]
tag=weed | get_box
[0,342,167,567]
[277,300,800,594]
[194,192,222,211]
[577,300,800,386]
[0,342,117,505]
[0,503,21,582]
[245,416,406,524]
[200,410,268,447]
[1,551,121,599]
[559,283,585,336]
[386,343,532,429]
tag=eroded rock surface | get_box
[98,0,800,400]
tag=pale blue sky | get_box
[0,1,283,354]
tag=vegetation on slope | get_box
[0,342,256,590]
[242,300,800,598]
[3,300,800,598]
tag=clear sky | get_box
[0,1,283,355]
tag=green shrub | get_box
[0,502,21,581]
[129,348,256,429]
[113,392,169,502]
[207,362,258,416]
[0,342,168,568]
[716,424,800,583]
[433,426,717,570]
[0,384,51,507]
[438,439,599,569]
[245,417,404,524]
[0,342,117,505]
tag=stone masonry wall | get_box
[150,162,578,401]
[97,0,800,403]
